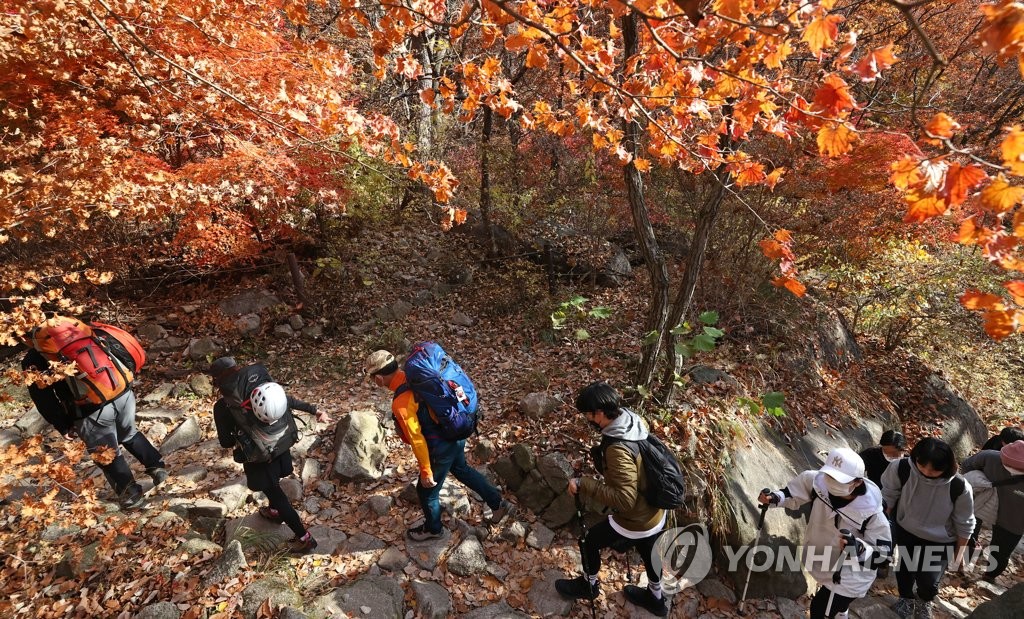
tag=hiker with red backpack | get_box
[365,344,515,541]
[881,437,975,619]
[209,357,319,554]
[960,440,1024,583]
[758,447,892,619]
[555,381,682,618]
[22,316,167,510]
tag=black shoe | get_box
[118,483,145,510]
[289,532,318,554]
[146,467,169,488]
[624,585,668,617]
[555,575,600,600]
[407,524,445,541]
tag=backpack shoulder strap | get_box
[898,458,910,486]
[950,474,966,503]
[992,474,1024,487]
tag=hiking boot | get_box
[289,531,317,554]
[891,597,915,619]
[488,500,517,525]
[407,524,445,541]
[623,585,668,617]
[913,600,932,619]
[118,483,145,510]
[555,575,600,600]
[146,467,168,488]
[258,506,285,524]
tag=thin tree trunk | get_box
[413,32,433,155]
[621,12,670,388]
[660,168,728,403]
[479,106,498,257]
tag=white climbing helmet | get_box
[250,382,288,424]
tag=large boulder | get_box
[332,410,387,481]
[311,575,405,619]
[920,373,988,460]
[240,578,300,619]
[218,290,282,316]
[968,582,1024,618]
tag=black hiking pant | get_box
[893,524,953,601]
[987,523,1023,578]
[809,586,854,618]
[244,452,305,538]
[581,519,663,585]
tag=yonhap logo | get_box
[653,523,713,593]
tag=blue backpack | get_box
[398,342,479,441]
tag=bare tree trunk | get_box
[287,252,309,308]
[621,12,670,388]
[479,106,498,257]
[413,32,434,155]
[660,168,728,403]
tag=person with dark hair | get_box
[209,356,319,554]
[22,317,167,510]
[364,350,514,541]
[961,440,1024,582]
[981,426,1024,452]
[554,381,669,617]
[860,430,908,489]
[881,438,975,619]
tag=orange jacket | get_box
[387,370,433,479]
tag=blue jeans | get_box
[418,439,502,533]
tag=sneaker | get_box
[623,585,668,617]
[118,483,145,510]
[407,524,445,541]
[488,500,517,525]
[146,467,169,488]
[258,506,285,524]
[289,531,318,554]
[555,575,600,600]
[913,600,932,619]
[891,597,915,619]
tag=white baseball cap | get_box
[819,447,865,483]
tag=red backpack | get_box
[30,316,143,406]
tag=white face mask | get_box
[884,454,899,462]
[1005,464,1024,476]
[824,475,857,497]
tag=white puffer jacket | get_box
[772,471,892,598]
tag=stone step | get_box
[933,597,967,619]
[973,578,1006,597]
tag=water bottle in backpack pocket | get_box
[399,341,479,441]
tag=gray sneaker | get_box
[891,597,915,619]
[913,600,932,619]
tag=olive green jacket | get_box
[581,441,665,532]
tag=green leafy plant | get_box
[550,295,612,341]
[737,391,787,418]
[645,310,725,360]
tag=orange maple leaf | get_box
[958,217,980,245]
[526,46,549,69]
[891,156,923,191]
[772,275,807,297]
[817,121,857,157]
[925,112,960,140]
[981,174,1024,213]
[1002,126,1024,175]
[983,309,1019,340]
[903,192,948,223]
[803,14,844,57]
[960,289,1004,310]
[759,239,786,259]
[812,74,856,116]
[941,163,987,206]
[1005,281,1024,306]
[853,44,898,82]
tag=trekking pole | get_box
[739,488,773,615]
[575,493,598,619]
[827,529,854,617]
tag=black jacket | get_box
[859,446,891,489]
[212,364,314,450]
[22,348,105,434]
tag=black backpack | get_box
[592,433,687,509]
[221,364,298,464]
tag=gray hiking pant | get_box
[75,390,163,493]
